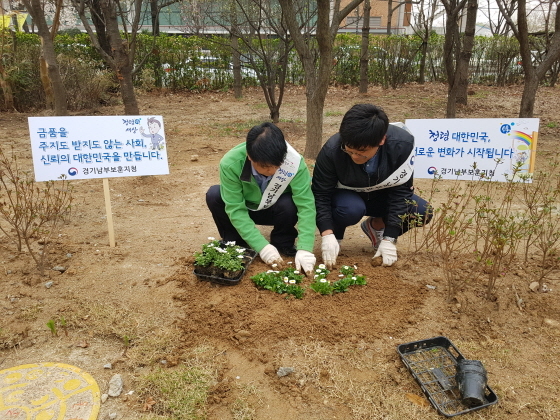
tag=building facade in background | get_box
[340,0,413,35]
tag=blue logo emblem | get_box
[427,167,437,175]
[68,167,78,176]
[500,124,511,134]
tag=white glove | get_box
[295,250,316,276]
[321,233,340,270]
[374,240,398,266]
[259,244,284,266]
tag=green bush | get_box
[0,30,554,112]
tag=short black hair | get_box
[339,104,389,149]
[246,122,287,167]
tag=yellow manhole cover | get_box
[0,362,100,420]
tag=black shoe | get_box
[276,246,297,257]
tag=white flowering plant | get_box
[252,263,367,298]
[251,265,305,299]
[310,264,366,295]
[194,238,250,274]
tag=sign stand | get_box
[103,178,116,247]
[28,115,170,249]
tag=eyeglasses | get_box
[340,144,374,159]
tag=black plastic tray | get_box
[397,336,498,417]
[193,248,257,286]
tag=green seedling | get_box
[59,316,68,337]
[122,334,131,356]
[46,319,57,337]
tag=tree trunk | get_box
[278,0,365,159]
[24,0,67,115]
[117,65,139,115]
[441,0,468,118]
[231,35,242,99]
[519,72,539,117]
[304,88,327,158]
[386,0,393,35]
[150,0,160,35]
[443,16,458,117]
[456,0,477,105]
[359,0,370,93]
[150,0,162,88]
[0,65,15,110]
[418,41,427,84]
[39,56,54,110]
[513,0,560,117]
[90,0,112,56]
[101,0,139,115]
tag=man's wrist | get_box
[322,230,334,237]
[382,236,397,244]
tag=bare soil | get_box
[1,83,560,420]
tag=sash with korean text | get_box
[337,148,415,192]
[251,143,301,211]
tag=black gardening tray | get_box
[193,247,257,286]
[397,336,498,417]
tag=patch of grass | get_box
[278,117,304,124]
[137,346,219,420]
[126,326,183,367]
[231,382,260,420]
[325,110,344,117]
[17,304,44,322]
[251,103,268,110]
[0,327,23,349]
[545,122,557,128]
[67,298,144,341]
[217,119,262,137]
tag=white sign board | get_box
[405,118,539,181]
[28,116,169,182]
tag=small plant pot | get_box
[193,247,257,285]
[194,265,221,277]
[455,359,488,407]
[222,269,243,279]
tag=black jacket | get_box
[312,124,415,238]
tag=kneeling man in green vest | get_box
[206,122,316,275]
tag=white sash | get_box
[337,148,415,193]
[251,143,301,211]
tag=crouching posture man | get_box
[312,104,432,268]
[206,122,316,275]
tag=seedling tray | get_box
[397,336,498,417]
[193,247,257,286]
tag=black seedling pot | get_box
[455,359,487,407]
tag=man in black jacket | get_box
[312,104,432,268]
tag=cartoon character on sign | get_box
[140,117,165,150]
